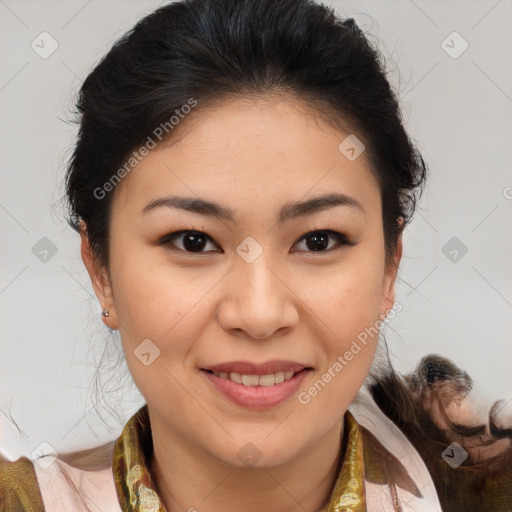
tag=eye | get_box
[292,230,355,253]
[158,229,354,254]
[158,230,219,253]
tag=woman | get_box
[1,0,511,510]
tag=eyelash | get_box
[157,227,356,254]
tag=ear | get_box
[379,217,404,319]
[79,222,119,330]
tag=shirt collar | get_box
[112,404,367,512]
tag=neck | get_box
[148,417,346,512]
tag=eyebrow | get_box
[142,192,364,223]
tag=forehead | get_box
[111,96,380,219]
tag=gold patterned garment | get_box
[1,397,512,511]
[111,404,393,512]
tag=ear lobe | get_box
[79,224,117,327]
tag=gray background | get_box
[1,0,511,459]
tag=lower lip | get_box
[201,369,311,410]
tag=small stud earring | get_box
[101,308,116,333]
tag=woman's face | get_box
[82,95,401,468]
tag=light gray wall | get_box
[1,0,511,459]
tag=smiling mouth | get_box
[202,368,312,387]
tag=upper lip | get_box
[201,360,311,375]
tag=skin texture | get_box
[80,95,403,512]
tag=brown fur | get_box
[369,354,512,511]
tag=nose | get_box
[216,255,299,340]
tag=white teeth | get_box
[211,370,300,386]
[274,371,285,384]
[258,374,276,387]
[241,374,260,386]
[229,372,242,383]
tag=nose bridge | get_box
[239,250,280,304]
[234,234,279,298]
[219,245,298,339]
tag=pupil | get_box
[307,233,328,251]
[184,233,206,251]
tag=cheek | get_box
[303,265,382,408]
[296,258,384,339]
[112,263,200,399]
[110,250,217,365]
[110,239,183,313]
